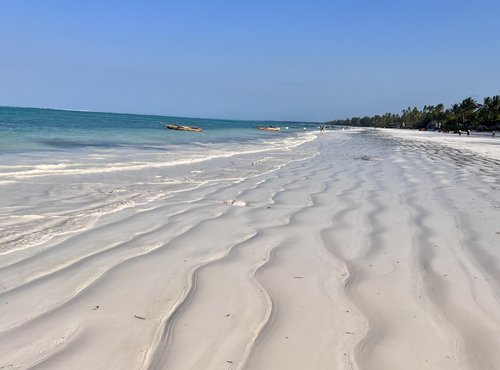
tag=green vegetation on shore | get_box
[327,94,500,131]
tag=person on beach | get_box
[467,129,470,136]
[493,130,496,138]
[320,126,325,133]
[458,129,462,136]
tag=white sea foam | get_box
[0,132,318,181]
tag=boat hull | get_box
[256,126,280,132]
[164,124,203,132]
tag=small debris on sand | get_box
[354,155,372,161]
[134,315,146,320]
[222,199,246,207]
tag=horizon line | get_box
[0,104,321,124]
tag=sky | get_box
[1,0,499,121]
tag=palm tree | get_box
[480,97,493,124]
[490,95,500,122]
[434,104,444,118]
[458,97,480,128]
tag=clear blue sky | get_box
[1,0,499,121]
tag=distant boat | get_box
[164,123,203,132]
[257,126,280,132]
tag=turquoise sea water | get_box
[0,106,319,154]
[0,106,324,183]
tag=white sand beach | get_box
[1,128,499,370]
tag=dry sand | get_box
[0,128,499,369]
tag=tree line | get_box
[326,94,500,131]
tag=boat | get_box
[256,126,280,132]
[164,124,203,132]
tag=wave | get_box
[0,132,318,181]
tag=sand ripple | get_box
[1,129,499,369]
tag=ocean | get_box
[0,106,320,154]
[0,106,323,183]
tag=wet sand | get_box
[1,129,499,369]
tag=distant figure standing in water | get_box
[458,129,462,136]
[320,126,325,133]
[467,129,470,136]
[493,130,496,138]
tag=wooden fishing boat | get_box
[164,124,203,132]
[256,126,280,132]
